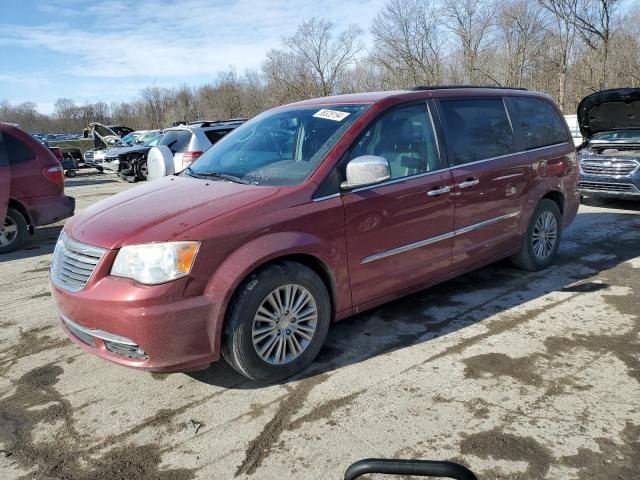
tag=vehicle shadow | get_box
[64,176,117,187]
[581,196,640,211]
[188,208,639,389]
[0,225,62,262]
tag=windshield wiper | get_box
[185,167,250,184]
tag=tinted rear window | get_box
[439,98,515,165]
[3,132,35,165]
[509,97,568,149]
[159,130,192,153]
[204,129,233,145]
[0,134,8,167]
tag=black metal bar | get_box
[344,459,478,480]
[407,85,527,91]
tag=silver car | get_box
[158,120,246,173]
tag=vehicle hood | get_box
[90,122,131,150]
[577,88,640,139]
[105,144,151,158]
[65,175,280,249]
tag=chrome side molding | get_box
[361,211,520,264]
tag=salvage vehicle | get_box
[0,123,75,253]
[83,123,134,172]
[577,88,640,200]
[50,87,578,382]
[102,130,163,182]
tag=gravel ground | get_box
[0,171,638,480]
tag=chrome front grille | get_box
[84,150,94,162]
[580,158,639,176]
[51,233,106,292]
[578,181,638,192]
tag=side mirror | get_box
[341,155,391,190]
[147,145,175,181]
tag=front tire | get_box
[0,208,28,254]
[511,199,562,271]
[222,261,331,383]
[136,160,148,181]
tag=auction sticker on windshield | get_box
[313,109,351,121]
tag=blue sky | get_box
[0,0,386,113]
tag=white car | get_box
[564,114,583,146]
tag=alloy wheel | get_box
[532,211,558,261]
[251,284,318,365]
[0,216,18,247]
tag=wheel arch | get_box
[203,232,347,358]
[8,198,32,228]
[541,190,565,215]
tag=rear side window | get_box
[3,132,35,165]
[0,134,8,167]
[204,129,232,145]
[159,130,192,153]
[508,97,568,150]
[439,98,515,165]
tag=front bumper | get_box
[50,272,220,372]
[578,174,640,199]
[102,158,120,172]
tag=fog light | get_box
[104,340,148,360]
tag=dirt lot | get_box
[0,172,638,480]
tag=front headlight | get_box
[111,242,200,285]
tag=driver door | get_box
[341,103,455,308]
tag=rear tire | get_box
[222,261,331,383]
[511,199,562,271]
[0,208,28,254]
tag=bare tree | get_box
[442,0,495,84]
[140,86,171,129]
[571,0,621,89]
[371,0,444,86]
[496,0,548,87]
[282,18,363,97]
[539,0,579,111]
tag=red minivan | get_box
[0,123,75,253]
[50,87,578,382]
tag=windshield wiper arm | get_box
[187,168,250,184]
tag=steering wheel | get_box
[268,128,293,159]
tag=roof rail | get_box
[186,118,248,127]
[407,85,528,91]
[198,119,248,128]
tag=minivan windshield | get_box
[184,104,367,186]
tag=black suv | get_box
[577,88,640,200]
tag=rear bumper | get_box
[50,274,220,372]
[23,194,75,226]
[578,174,640,199]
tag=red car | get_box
[0,123,75,253]
[50,87,578,382]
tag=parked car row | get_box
[81,120,245,182]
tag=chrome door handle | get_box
[427,186,451,196]
[457,179,479,189]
